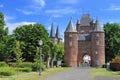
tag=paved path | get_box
[45,67,91,80]
[95,76,120,80]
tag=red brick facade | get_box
[64,14,105,67]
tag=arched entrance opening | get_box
[82,54,91,67]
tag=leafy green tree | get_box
[104,23,120,62]
[50,43,58,67]
[13,23,50,62]
[13,41,24,66]
[56,43,64,60]
[0,12,9,61]
[43,44,51,68]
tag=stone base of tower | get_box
[64,60,77,67]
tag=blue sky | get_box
[0,0,120,37]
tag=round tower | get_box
[91,19,105,67]
[64,19,78,67]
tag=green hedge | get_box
[0,67,15,76]
[61,63,68,67]
[17,67,32,72]
[0,62,8,67]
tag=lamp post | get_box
[39,40,43,76]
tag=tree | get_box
[13,41,24,66]
[0,12,9,61]
[56,43,64,60]
[104,23,120,62]
[13,23,50,62]
[43,44,51,68]
[50,43,58,67]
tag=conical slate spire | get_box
[77,19,80,24]
[94,19,104,32]
[50,22,55,37]
[65,19,76,32]
[56,25,60,38]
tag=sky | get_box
[0,0,120,38]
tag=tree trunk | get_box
[46,57,51,68]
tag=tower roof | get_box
[80,14,92,26]
[65,19,76,32]
[50,22,55,37]
[77,19,80,24]
[56,25,60,38]
[94,19,104,32]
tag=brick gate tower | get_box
[64,14,105,67]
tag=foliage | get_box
[0,67,15,76]
[61,63,68,67]
[104,23,120,62]
[13,41,24,66]
[0,62,8,67]
[112,55,120,62]
[17,67,32,72]
[13,23,50,62]
[56,43,64,60]
[0,12,9,61]
[32,62,46,71]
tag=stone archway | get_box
[82,54,91,67]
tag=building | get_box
[50,22,62,44]
[64,14,105,67]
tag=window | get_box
[96,40,99,45]
[80,30,84,33]
[69,41,72,46]
[69,34,72,37]
[96,34,99,37]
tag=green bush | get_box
[32,62,46,71]
[0,62,8,67]
[0,67,15,76]
[61,63,68,67]
[17,67,32,72]
[18,62,33,68]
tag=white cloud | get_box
[109,5,120,11]
[102,5,120,11]
[60,0,78,4]
[33,0,45,7]
[45,8,76,15]
[0,4,4,7]
[6,21,36,34]
[16,9,35,15]
[4,15,15,22]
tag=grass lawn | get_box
[92,68,120,77]
[0,67,70,80]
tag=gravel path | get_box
[94,76,120,80]
[45,67,91,80]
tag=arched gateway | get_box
[64,14,105,67]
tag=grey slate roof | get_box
[50,22,55,37]
[65,19,76,32]
[94,20,104,32]
[77,19,80,24]
[80,14,92,26]
[56,25,60,38]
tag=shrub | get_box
[112,55,120,62]
[0,62,8,67]
[18,62,33,68]
[32,62,46,71]
[17,67,32,72]
[61,63,68,67]
[8,62,33,68]
[110,62,120,71]
[0,67,15,76]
